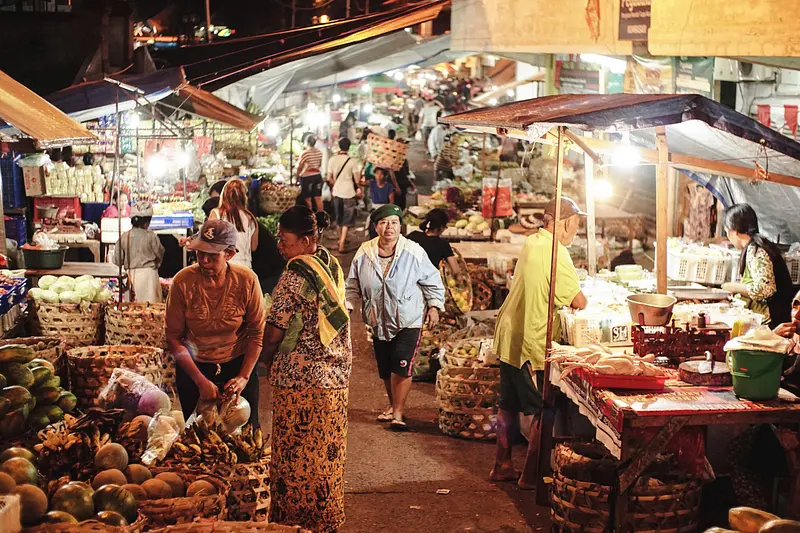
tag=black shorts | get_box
[499,361,543,416]
[333,197,357,227]
[300,174,323,199]
[373,328,421,379]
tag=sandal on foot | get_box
[390,418,408,431]
[376,409,394,422]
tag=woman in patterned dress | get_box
[262,206,352,533]
[721,203,793,328]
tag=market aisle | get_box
[337,239,550,533]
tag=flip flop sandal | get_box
[390,419,408,431]
[376,409,394,422]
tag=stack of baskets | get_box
[623,472,702,533]
[435,339,499,440]
[366,133,409,171]
[33,302,104,347]
[138,468,228,530]
[66,345,172,410]
[105,302,166,348]
[212,456,271,521]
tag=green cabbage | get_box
[38,275,57,290]
[59,291,82,304]
[39,290,60,304]
[28,288,44,300]
[90,279,102,291]
[56,276,75,288]
[74,280,96,302]
[94,288,112,303]
[75,275,95,284]
[49,281,72,295]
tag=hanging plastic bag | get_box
[141,412,181,466]
[322,182,333,202]
[98,368,162,412]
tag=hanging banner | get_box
[757,105,771,128]
[675,57,714,98]
[619,0,651,41]
[624,56,675,94]
[556,60,601,94]
[785,105,798,138]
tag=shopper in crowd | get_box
[209,179,258,269]
[420,99,444,151]
[434,132,460,181]
[339,112,357,144]
[346,204,445,431]
[492,197,588,488]
[297,134,325,212]
[112,201,164,303]
[498,136,520,164]
[327,138,361,254]
[202,180,227,219]
[251,223,287,295]
[167,219,266,428]
[369,167,395,209]
[427,122,448,160]
[102,191,130,219]
[722,203,793,328]
[263,206,351,533]
[407,208,459,274]
[386,130,413,210]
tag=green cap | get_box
[370,204,403,224]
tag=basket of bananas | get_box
[440,249,472,316]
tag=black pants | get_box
[176,356,260,428]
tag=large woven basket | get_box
[33,301,104,347]
[212,457,271,521]
[23,519,140,533]
[553,442,614,474]
[550,462,615,533]
[366,133,409,171]
[147,523,308,533]
[436,361,498,440]
[624,476,702,533]
[440,249,473,316]
[138,468,228,530]
[105,302,166,348]
[261,185,300,214]
[0,336,67,382]
[66,345,171,410]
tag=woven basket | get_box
[366,133,409,171]
[440,249,472,316]
[0,336,68,383]
[436,373,499,402]
[471,281,493,311]
[146,523,308,533]
[66,345,170,410]
[212,457,271,521]
[23,519,140,533]
[436,361,498,440]
[33,301,104,348]
[105,302,166,348]
[553,442,614,474]
[624,477,702,533]
[550,462,615,533]
[437,408,497,440]
[137,468,228,530]
[261,186,300,214]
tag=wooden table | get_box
[26,262,122,280]
[64,240,101,262]
[545,363,800,528]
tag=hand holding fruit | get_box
[224,375,248,399]
[426,307,440,329]
[196,377,219,401]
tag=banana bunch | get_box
[115,420,147,460]
[223,425,270,463]
[34,414,99,481]
[166,422,270,467]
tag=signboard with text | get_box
[619,0,652,41]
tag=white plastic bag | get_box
[322,182,333,202]
[98,368,161,412]
[141,412,181,466]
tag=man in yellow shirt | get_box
[491,197,588,488]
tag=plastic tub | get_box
[726,349,784,400]
[22,246,68,270]
[627,294,677,326]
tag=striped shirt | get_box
[434,134,460,173]
[298,147,323,177]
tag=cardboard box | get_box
[22,166,46,196]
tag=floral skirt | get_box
[270,386,348,533]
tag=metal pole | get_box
[481,133,486,176]
[365,0,369,14]
[584,131,597,276]
[205,0,212,42]
[115,87,123,302]
[289,118,295,185]
[656,125,669,295]
[346,0,350,18]
[544,126,566,384]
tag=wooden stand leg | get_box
[535,404,557,506]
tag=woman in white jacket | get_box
[346,204,445,431]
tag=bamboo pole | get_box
[584,131,597,276]
[656,126,669,294]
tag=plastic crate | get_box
[666,249,731,285]
[3,216,25,247]
[32,196,81,223]
[786,256,800,285]
[706,256,731,286]
[0,154,25,209]
[573,367,667,391]
[150,212,193,230]
[559,310,633,347]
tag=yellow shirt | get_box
[494,229,582,370]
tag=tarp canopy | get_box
[0,69,94,149]
[162,86,264,131]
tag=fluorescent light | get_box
[147,153,167,178]
[593,179,613,199]
[506,89,515,97]
[332,93,342,103]
[580,54,627,74]
[319,14,330,23]
[611,145,640,167]
[364,103,374,114]
[361,83,372,93]
[489,98,498,106]
[393,71,404,81]
[265,122,280,137]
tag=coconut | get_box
[155,472,185,497]
[141,478,172,500]
[0,472,15,494]
[186,479,217,497]
[121,483,147,503]
[137,389,171,417]
[40,510,78,524]
[92,469,127,489]
[124,464,152,485]
[0,447,36,465]
[0,457,37,486]
[94,443,129,471]
[14,484,48,524]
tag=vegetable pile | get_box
[29,275,112,305]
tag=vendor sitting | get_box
[102,192,131,219]
[112,201,164,303]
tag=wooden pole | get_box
[656,126,669,295]
[584,131,597,276]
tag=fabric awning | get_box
[0,69,94,149]
[163,85,264,131]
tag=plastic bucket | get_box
[726,349,784,400]
[22,246,67,270]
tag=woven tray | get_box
[146,523,308,533]
[105,302,166,348]
[212,457,270,521]
[66,345,170,410]
[33,301,104,347]
[437,408,497,440]
[366,133,409,171]
[138,468,228,530]
[261,186,300,214]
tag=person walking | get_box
[491,197,588,488]
[420,99,444,151]
[297,135,325,212]
[434,131,461,181]
[327,138,361,253]
[166,219,266,428]
[209,179,259,269]
[346,204,445,431]
[427,122,448,160]
[112,201,164,303]
[262,206,352,533]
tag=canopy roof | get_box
[0,69,94,149]
[441,94,800,185]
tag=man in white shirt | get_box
[420,99,444,152]
[327,138,361,253]
[427,123,448,160]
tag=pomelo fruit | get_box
[95,510,129,526]
[0,447,36,465]
[124,464,152,485]
[141,478,172,499]
[155,472,185,497]
[0,472,15,494]
[186,479,217,497]
[14,484,48,524]
[121,483,147,503]
[92,469,127,489]
[0,457,37,485]
[94,443,128,471]
[51,482,95,521]
[40,510,78,524]
[94,484,138,523]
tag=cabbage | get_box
[59,291,82,304]
[49,281,72,295]
[39,290,60,304]
[75,275,94,284]
[94,288,112,303]
[28,288,44,300]
[74,280,96,302]
[90,279,102,291]
[38,275,58,290]
[56,276,75,288]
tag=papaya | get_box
[34,387,60,405]
[30,366,51,387]
[759,519,800,532]
[729,507,780,533]
[0,364,34,388]
[2,386,32,408]
[38,375,61,389]
[0,407,28,437]
[56,391,77,413]
[0,345,35,364]
[26,359,55,375]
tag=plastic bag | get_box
[141,412,181,466]
[17,153,51,168]
[187,395,251,435]
[98,368,162,412]
[322,182,332,202]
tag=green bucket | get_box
[726,349,784,400]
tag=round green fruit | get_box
[14,484,48,525]
[95,510,129,526]
[40,510,78,524]
[0,457,37,486]
[51,482,95,521]
[0,447,36,465]
[93,484,138,523]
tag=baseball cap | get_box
[187,219,239,254]
[370,204,404,224]
[130,201,154,218]
[544,197,586,220]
